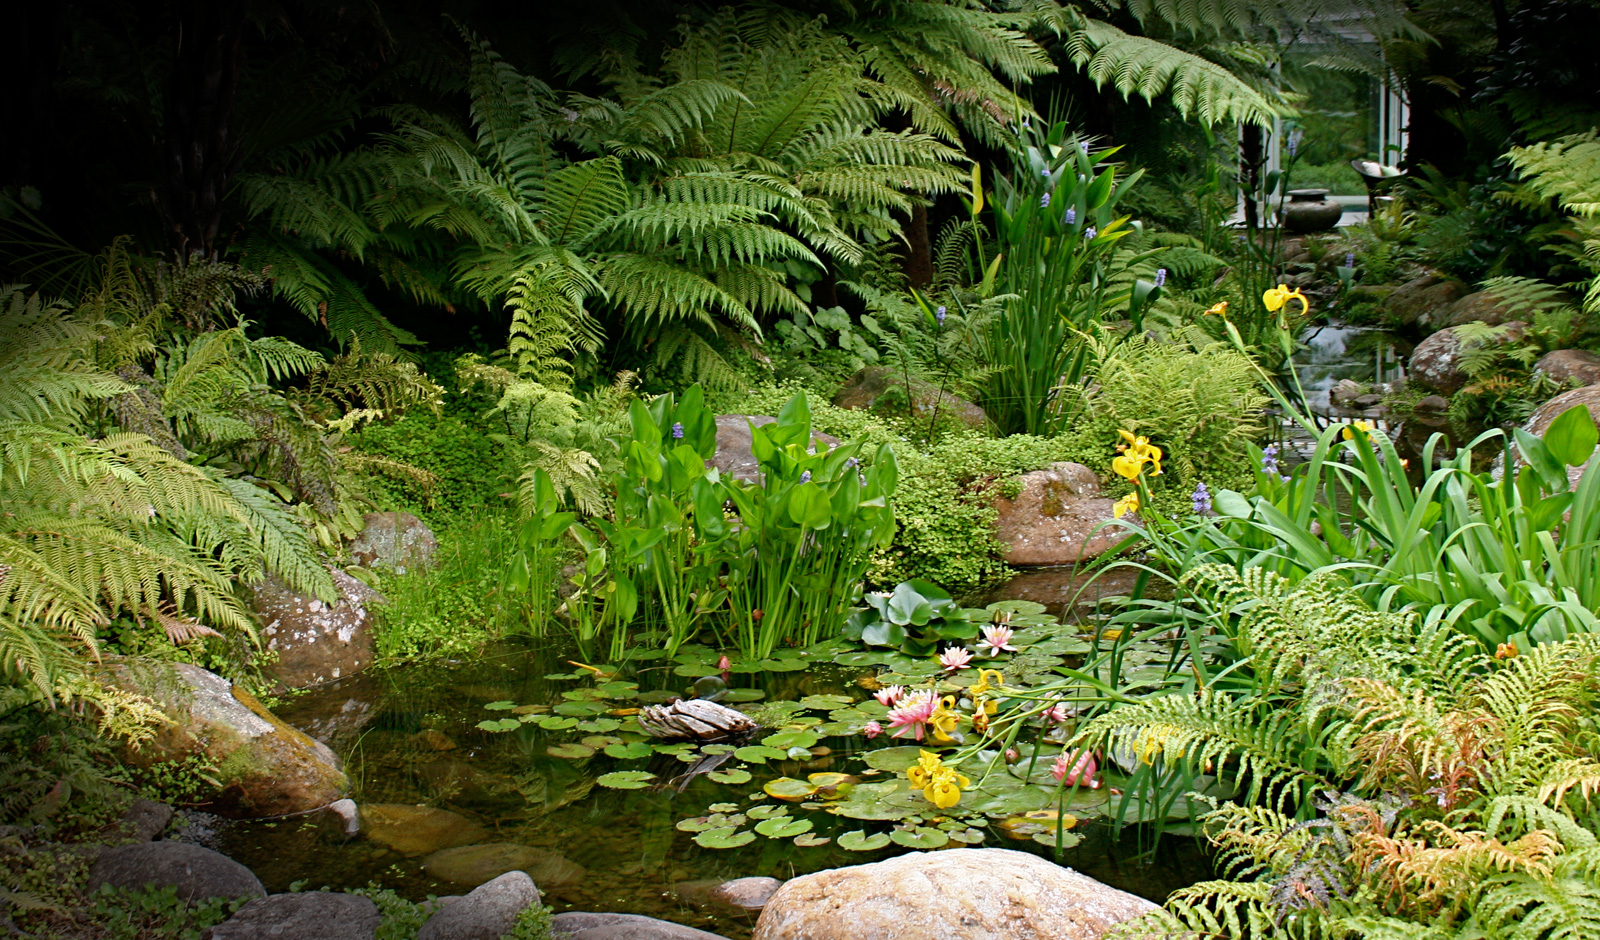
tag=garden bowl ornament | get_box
[637,698,758,741]
[1282,189,1343,233]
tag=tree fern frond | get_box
[1070,21,1283,126]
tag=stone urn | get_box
[1282,189,1343,233]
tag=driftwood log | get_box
[636,699,758,742]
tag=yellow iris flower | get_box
[1262,284,1310,326]
[906,750,970,809]
[1113,430,1163,480]
[1113,492,1140,518]
[1342,419,1373,441]
[970,668,1005,696]
[928,695,962,742]
[1204,301,1230,318]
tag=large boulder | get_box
[1382,272,1467,330]
[550,912,730,940]
[832,367,989,430]
[422,843,586,889]
[417,871,540,940]
[251,568,380,690]
[1407,321,1528,396]
[361,804,491,858]
[105,661,348,818]
[205,892,381,940]
[348,511,438,574]
[1519,385,1600,491]
[992,462,1128,566]
[88,842,266,904]
[1443,290,1520,328]
[710,416,840,484]
[1535,349,1600,387]
[750,848,1155,940]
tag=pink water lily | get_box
[886,690,938,740]
[976,624,1018,657]
[939,646,974,672]
[863,720,883,739]
[1043,702,1071,724]
[1051,750,1100,789]
[874,685,907,707]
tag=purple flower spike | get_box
[1261,444,1280,475]
[1345,252,1356,268]
[671,422,684,439]
[1083,227,1097,240]
[800,470,812,483]
[1040,193,1051,208]
[935,305,947,326]
[1154,268,1167,287]
[1191,481,1212,515]
[1287,129,1303,157]
[1062,208,1076,226]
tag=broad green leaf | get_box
[708,768,753,784]
[735,746,789,764]
[604,742,654,760]
[538,716,579,730]
[693,827,756,849]
[747,804,789,819]
[764,777,818,801]
[595,771,655,789]
[762,731,819,749]
[1545,403,1599,468]
[475,718,521,732]
[837,830,891,851]
[890,827,950,849]
[484,701,516,711]
[861,746,926,772]
[755,816,813,839]
[793,833,830,847]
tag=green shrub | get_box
[369,512,525,663]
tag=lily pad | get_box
[580,734,624,748]
[708,802,739,813]
[762,731,819,749]
[676,816,715,832]
[674,663,723,678]
[596,771,656,789]
[722,688,766,702]
[537,716,580,731]
[708,768,753,785]
[484,700,516,711]
[693,827,756,849]
[603,742,654,760]
[807,772,858,798]
[793,833,831,847]
[814,720,866,737]
[746,804,789,820]
[1032,831,1084,848]
[576,718,622,733]
[835,651,896,667]
[799,694,854,710]
[734,745,788,764]
[837,830,892,851]
[547,743,596,759]
[860,746,927,772]
[553,701,611,717]
[890,827,950,849]
[475,718,521,732]
[755,816,813,839]
[948,828,986,844]
[763,777,817,801]
[986,600,1047,616]
[757,658,811,672]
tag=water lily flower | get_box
[1043,702,1070,724]
[976,624,1017,657]
[863,720,883,739]
[1004,747,1020,763]
[874,684,906,707]
[1113,492,1140,519]
[887,690,939,740]
[1051,750,1100,788]
[938,646,974,672]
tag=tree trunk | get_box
[159,0,251,260]
[902,201,933,288]
[1240,122,1263,231]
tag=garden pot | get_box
[1282,188,1343,233]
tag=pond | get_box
[1294,320,1409,418]
[213,571,1211,939]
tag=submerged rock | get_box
[105,661,347,818]
[422,843,586,888]
[832,366,989,429]
[361,804,490,858]
[417,871,540,940]
[992,462,1127,566]
[709,877,782,912]
[275,672,382,751]
[550,912,730,940]
[205,892,381,940]
[751,848,1155,940]
[89,842,266,904]
[251,568,381,690]
[348,511,438,575]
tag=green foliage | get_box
[84,883,245,940]
[843,580,979,655]
[0,696,127,832]
[369,513,524,663]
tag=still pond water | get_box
[215,569,1208,938]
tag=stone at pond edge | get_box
[113,798,174,843]
[832,366,989,430]
[251,567,381,690]
[360,804,490,858]
[1443,289,1521,328]
[1381,272,1466,330]
[1510,385,1600,491]
[710,415,840,484]
[423,843,587,888]
[751,848,1156,940]
[103,661,347,818]
[550,912,731,940]
[348,511,438,574]
[418,871,540,940]
[1407,321,1527,396]
[993,462,1127,566]
[1535,349,1600,387]
[204,892,381,940]
[709,877,782,911]
[89,842,266,904]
